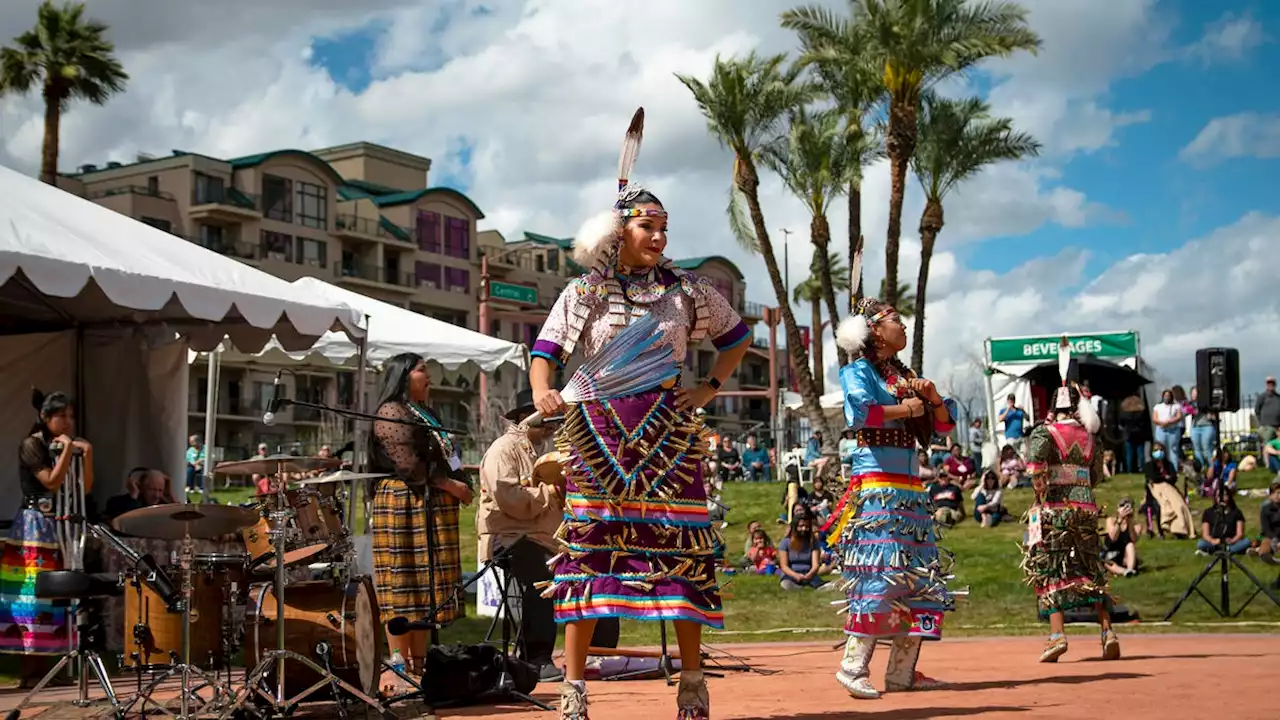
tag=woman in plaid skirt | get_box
[368,352,474,694]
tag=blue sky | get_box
[960,1,1279,277]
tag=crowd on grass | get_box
[709,375,1280,592]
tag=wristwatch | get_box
[704,377,723,391]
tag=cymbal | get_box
[215,455,341,476]
[296,470,389,486]
[113,503,260,540]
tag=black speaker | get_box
[1195,347,1240,413]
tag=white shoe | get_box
[835,670,880,699]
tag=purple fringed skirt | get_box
[544,389,724,628]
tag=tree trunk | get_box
[812,214,845,368]
[883,96,918,309]
[910,197,944,375]
[848,180,863,309]
[810,294,823,394]
[735,154,838,448]
[40,84,63,186]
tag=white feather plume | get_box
[571,210,620,268]
[836,315,871,355]
[1077,393,1101,434]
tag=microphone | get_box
[262,370,284,426]
[385,616,439,637]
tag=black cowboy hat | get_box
[504,388,537,422]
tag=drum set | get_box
[91,455,394,719]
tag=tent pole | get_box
[983,339,999,452]
[355,315,371,534]
[200,345,221,501]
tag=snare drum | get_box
[122,565,227,669]
[243,576,382,697]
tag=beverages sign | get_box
[987,332,1138,364]
[488,281,538,306]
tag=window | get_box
[146,176,159,195]
[253,381,275,412]
[193,172,224,204]
[524,323,539,346]
[261,230,292,260]
[416,211,441,253]
[415,261,441,289]
[489,319,501,337]
[263,174,293,222]
[444,217,470,259]
[141,216,171,232]
[385,254,402,285]
[535,255,545,273]
[198,225,224,250]
[444,266,470,293]
[295,237,327,267]
[296,181,327,229]
[547,249,560,272]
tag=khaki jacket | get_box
[476,427,562,562]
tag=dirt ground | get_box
[1,634,1273,719]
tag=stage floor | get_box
[1,634,1274,718]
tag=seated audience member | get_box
[972,471,1005,528]
[999,444,1027,490]
[741,435,771,483]
[1262,437,1280,474]
[105,467,173,520]
[746,528,778,575]
[928,433,952,468]
[1257,480,1280,560]
[1102,498,1141,577]
[740,520,763,566]
[1197,491,1250,556]
[776,511,831,590]
[1203,448,1238,497]
[916,450,937,483]
[838,429,857,470]
[1144,441,1193,539]
[943,444,977,489]
[716,436,743,483]
[1101,449,1117,480]
[805,476,836,522]
[928,472,965,527]
[804,431,824,467]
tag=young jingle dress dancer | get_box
[825,298,956,699]
[1021,354,1120,662]
[529,108,751,720]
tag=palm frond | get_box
[912,92,1042,202]
[727,184,757,251]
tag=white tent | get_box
[983,331,1156,445]
[244,276,527,379]
[0,164,365,518]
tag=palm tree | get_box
[793,251,850,392]
[879,278,915,317]
[676,53,837,442]
[760,106,853,365]
[909,94,1040,373]
[798,0,1040,307]
[0,1,128,184]
[780,6,886,311]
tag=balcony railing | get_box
[187,235,262,261]
[335,214,412,243]
[741,300,766,319]
[335,263,414,288]
[188,395,264,417]
[87,185,175,202]
[192,186,259,210]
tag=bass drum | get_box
[243,576,382,698]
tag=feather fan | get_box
[524,313,679,426]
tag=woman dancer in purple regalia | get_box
[529,108,751,720]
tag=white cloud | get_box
[2,0,1264,405]
[1179,112,1280,167]
[1185,11,1267,67]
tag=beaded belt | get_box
[856,428,916,449]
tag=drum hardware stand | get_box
[121,531,227,720]
[219,461,392,720]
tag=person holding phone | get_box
[1102,499,1141,576]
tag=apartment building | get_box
[64,142,781,458]
[62,142,484,457]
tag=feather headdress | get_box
[571,107,650,272]
[1052,336,1101,433]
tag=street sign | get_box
[987,332,1138,364]
[489,281,538,305]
